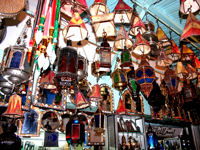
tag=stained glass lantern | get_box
[186,64,197,79]
[56,46,78,86]
[181,45,194,62]
[120,46,132,70]
[40,70,57,90]
[1,46,31,85]
[176,61,188,79]
[164,68,179,96]
[114,26,133,51]
[89,0,109,16]
[132,33,151,56]
[75,91,89,109]
[156,27,171,48]
[111,68,128,92]
[135,57,155,98]
[180,0,200,14]
[166,40,181,62]
[113,0,132,24]
[129,13,146,37]
[181,12,200,41]
[99,35,111,72]
[77,54,88,81]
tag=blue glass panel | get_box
[146,78,154,83]
[136,70,143,78]
[138,79,145,84]
[45,89,56,105]
[145,68,154,77]
[171,78,176,87]
[94,114,100,128]
[120,73,126,82]
[10,51,22,68]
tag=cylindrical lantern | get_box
[77,54,88,80]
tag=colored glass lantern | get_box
[111,68,128,92]
[120,46,132,70]
[63,12,88,45]
[99,35,111,72]
[181,12,200,41]
[89,84,103,102]
[91,13,117,40]
[176,61,188,79]
[132,33,151,56]
[75,91,89,109]
[1,46,31,85]
[40,70,57,90]
[77,54,89,80]
[114,26,133,51]
[156,27,171,48]
[181,45,194,62]
[3,94,24,118]
[166,40,181,62]
[116,97,127,114]
[56,46,78,86]
[89,0,109,16]
[135,57,155,98]
[180,0,200,14]
[164,68,179,96]
[113,0,132,24]
[155,48,173,70]
[129,14,146,37]
[186,64,197,79]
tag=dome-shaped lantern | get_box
[113,0,132,24]
[156,27,171,48]
[89,0,109,16]
[180,0,200,14]
[181,45,194,62]
[166,40,181,62]
[114,26,133,51]
[111,68,128,92]
[77,54,89,81]
[135,57,155,98]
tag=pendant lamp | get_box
[156,27,171,48]
[89,0,109,16]
[180,0,200,14]
[181,45,194,62]
[75,91,89,109]
[89,84,103,102]
[166,40,181,62]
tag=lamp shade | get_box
[176,62,188,79]
[156,27,171,48]
[89,0,109,16]
[116,98,127,114]
[181,45,194,62]
[76,91,89,109]
[89,84,103,102]
[3,94,24,118]
[180,0,200,14]
[166,40,181,62]
[181,12,200,41]
[114,26,133,51]
[40,70,57,90]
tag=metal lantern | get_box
[1,46,31,85]
[176,61,188,79]
[132,33,151,56]
[0,74,13,95]
[77,54,88,80]
[63,12,88,45]
[40,70,57,90]
[135,57,155,98]
[113,0,132,24]
[156,27,171,48]
[114,26,133,51]
[180,0,200,14]
[120,46,132,70]
[181,12,200,41]
[164,68,179,96]
[166,40,181,62]
[56,46,78,86]
[186,64,197,79]
[111,68,128,92]
[181,45,194,62]
[91,13,117,40]
[89,0,109,16]
[91,61,105,80]
[89,84,103,102]
[129,14,146,37]
[99,35,111,72]
[75,91,89,109]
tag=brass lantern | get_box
[181,45,194,62]
[156,27,171,48]
[77,54,89,80]
[111,68,128,92]
[135,56,155,98]
[114,26,133,51]
[113,0,132,24]
[180,0,200,14]
[89,0,109,16]
[181,12,200,41]
[99,35,111,72]
[164,68,179,96]
[166,40,181,62]
[120,46,132,70]
[91,60,105,80]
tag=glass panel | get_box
[10,51,22,68]
[145,68,154,77]
[136,70,143,78]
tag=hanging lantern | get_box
[89,84,103,102]
[156,27,171,48]
[166,40,181,62]
[40,70,57,90]
[91,61,105,80]
[63,12,88,46]
[1,46,31,85]
[78,78,91,92]
[60,0,88,20]
[0,74,13,95]
[99,35,111,72]
[89,0,109,16]
[176,61,188,79]
[129,14,146,37]
[3,94,24,118]
[155,48,173,70]
[116,97,127,114]
[135,57,155,98]
[111,68,128,92]
[180,0,200,14]
[56,46,78,86]
[132,33,151,56]
[164,68,179,96]
[113,0,132,24]
[77,54,88,80]
[186,64,197,79]
[120,46,132,70]
[181,45,194,62]
[113,26,133,51]
[123,89,135,113]
[75,91,89,109]
[91,13,116,40]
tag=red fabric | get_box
[115,0,132,10]
[51,0,57,27]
